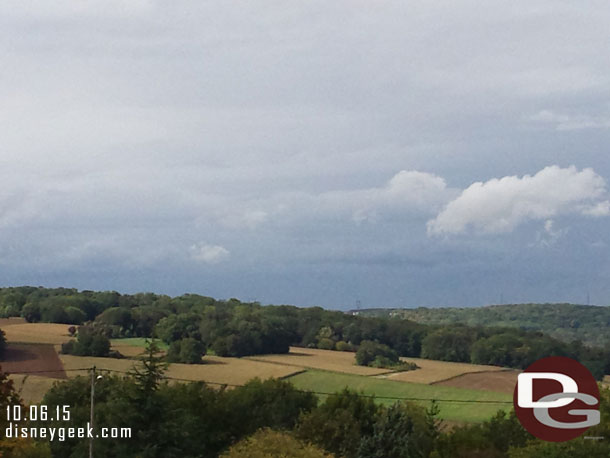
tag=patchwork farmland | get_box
[1,322,524,421]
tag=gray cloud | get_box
[530,110,610,131]
[2,1,610,307]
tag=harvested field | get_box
[0,317,26,326]
[59,354,136,377]
[2,323,72,345]
[8,374,58,405]
[433,370,520,394]
[59,353,302,387]
[383,358,504,384]
[167,356,303,386]
[1,343,66,379]
[245,347,391,376]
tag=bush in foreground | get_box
[221,429,333,458]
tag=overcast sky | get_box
[2,1,610,309]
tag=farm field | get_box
[8,374,59,406]
[1,322,72,345]
[286,370,512,423]
[111,337,168,357]
[433,370,520,394]
[0,317,27,326]
[2,343,66,379]
[60,353,302,386]
[245,347,392,376]
[166,356,302,385]
[386,357,505,384]
[0,322,553,423]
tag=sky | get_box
[1,1,610,309]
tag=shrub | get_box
[355,340,399,367]
[61,326,112,357]
[317,338,335,350]
[167,338,206,364]
[336,340,355,352]
[221,429,333,458]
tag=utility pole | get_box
[89,366,96,458]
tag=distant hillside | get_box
[354,303,610,348]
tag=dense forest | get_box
[0,287,609,378]
[355,303,610,347]
[1,343,609,458]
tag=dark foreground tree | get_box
[297,388,379,458]
[357,402,439,458]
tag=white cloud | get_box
[385,170,449,205]
[582,200,610,217]
[427,165,610,236]
[327,170,450,224]
[530,110,610,131]
[189,243,230,264]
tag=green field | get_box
[111,337,169,350]
[286,370,512,423]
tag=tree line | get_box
[358,303,610,348]
[0,287,608,377]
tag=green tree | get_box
[226,378,317,439]
[435,410,531,458]
[355,340,399,367]
[166,337,206,364]
[297,388,379,458]
[221,429,333,458]
[421,327,474,362]
[357,402,439,458]
[130,339,168,395]
[60,326,111,357]
[20,303,40,323]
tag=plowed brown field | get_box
[1,343,66,379]
[432,370,520,394]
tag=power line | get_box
[4,366,513,405]
[4,368,92,375]
[95,367,513,405]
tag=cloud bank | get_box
[427,166,610,236]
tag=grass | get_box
[111,337,169,350]
[286,370,512,423]
[111,337,169,357]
